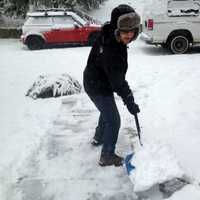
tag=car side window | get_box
[25,17,53,25]
[52,16,76,28]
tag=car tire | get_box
[88,32,100,46]
[26,36,45,50]
[169,35,189,54]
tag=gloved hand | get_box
[124,94,140,115]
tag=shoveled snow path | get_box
[14,94,138,200]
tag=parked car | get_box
[141,0,200,54]
[21,8,101,50]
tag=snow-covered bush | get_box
[26,73,82,99]
[2,0,106,18]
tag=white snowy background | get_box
[1,0,200,199]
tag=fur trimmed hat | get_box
[117,12,140,32]
[110,4,135,30]
[110,5,141,42]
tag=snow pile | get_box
[26,73,82,99]
[129,141,185,193]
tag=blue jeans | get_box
[89,94,121,154]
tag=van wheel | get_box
[169,35,189,54]
[26,36,45,50]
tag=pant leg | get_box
[94,113,105,142]
[89,95,121,154]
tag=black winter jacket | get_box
[83,23,132,101]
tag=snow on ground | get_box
[1,0,200,199]
[0,39,89,199]
[1,38,200,200]
[127,43,200,180]
[167,185,200,200]
[11,93,135,200]
[0,39,135,200]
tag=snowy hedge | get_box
[2,0,106,18]
[26,73,82,99]
[0,27,22,38]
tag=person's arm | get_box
[102,46,140,114]
[102,46,131,100]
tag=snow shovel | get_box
[134,113,143,146]
[124,113,142,175]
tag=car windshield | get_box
[73,9,101,25]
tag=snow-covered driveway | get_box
[15,94,135,200]
[1,35,200,200]
[0,39,135,200]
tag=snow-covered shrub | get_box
[0,27,22,38]
[2,0,106,18]
[26,73,82,99]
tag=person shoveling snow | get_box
[83,4,141,167]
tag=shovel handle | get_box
[134,114,143,146]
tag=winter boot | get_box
[99,153,124,167]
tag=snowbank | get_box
[128,141,184,192]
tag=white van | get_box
[141,0,200,54]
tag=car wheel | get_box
[88,32,100,46]
[26,36,45,50]
[169,35,189,54]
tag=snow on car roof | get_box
[27,11,87,25]
[168,0,200,16]
[27,11,65,17]
[143,0,200,17]
[168,1,200,10]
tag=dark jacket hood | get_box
[101,22,114,44]
[110,4,135,31]
[100,4,136,45]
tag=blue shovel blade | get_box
[125,153,135,175]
